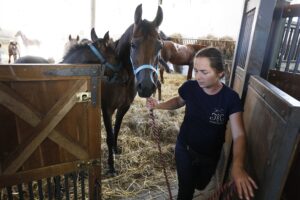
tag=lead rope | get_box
[149,108,173,200]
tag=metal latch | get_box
[77,159,101,170]
[76,92,91,102]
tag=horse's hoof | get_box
[106,169,117,177]
[114,146,122,155]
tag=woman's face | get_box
[193,57,223,89]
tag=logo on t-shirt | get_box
[209,108,225,125]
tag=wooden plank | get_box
[0,64,102,81]
[0,82,89,160]
[243,76,300,200]
[2,80,88,174]
[0,161,83,187]
[48,132,88,159]
[0,82,41,125]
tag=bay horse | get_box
[63,2,163,174]
[15,31,40,47]
[159,41,207,81]
[8,41,19,63]
[107,4,163,174]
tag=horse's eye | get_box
[156,41,163,53]
[131,42,136,49]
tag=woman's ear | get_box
[219,71,225,79]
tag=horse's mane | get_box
[115,24,133,58]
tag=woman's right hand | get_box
[146,97,159,110]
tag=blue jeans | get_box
[175,140,218,200]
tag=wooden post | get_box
[91,0,96,30]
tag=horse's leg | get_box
[113,105,130,154]
[8,55,11,64]
[102,107,116,175]
[187,64,193,80]
[159,66,164,84]
[159,58,171,73]
[173,65,182,74]
[157,80,162,101]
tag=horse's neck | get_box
[114,32,135,78]
[19,33,26,41]
[192,44,206,52]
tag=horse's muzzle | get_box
[137,83,156,98]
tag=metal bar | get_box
[28,182,34,200]
[54,176,62,200]
[94,178,101,200]
[71,172,78,200]
[17,184,24,200]
[64,174,70,200]
[37,179,44,200]
[80,171,86,199]
[47,177,53,200]
[285,18,300,72]
[293,34,300,60]
[294,43,300,73]
[285,26,295,60]
[278,17,293,69]
[6,186,13,200]
[45,67,99,77]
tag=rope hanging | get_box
[149,109,173,200]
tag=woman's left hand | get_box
[231,166,258,200]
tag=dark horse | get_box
[108,4,163,174]
[15,55,51,63]
[63,4,163,174]
[159,40,207,81]
[62,29,120,81]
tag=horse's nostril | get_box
[137,83,142,91]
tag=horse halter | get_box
[130,56,159,85]
[88,43,121,72]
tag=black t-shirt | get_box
[178,80,243,156]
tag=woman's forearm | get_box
[232,135,246,169]
[155,96,185,110]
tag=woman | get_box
[147,47,257,200]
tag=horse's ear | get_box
[104,31,110,41]
[69,34,72,41]
[91,28,98,42]
[76,35,80,41]
[134,4,142,25]
[152,6,163,27]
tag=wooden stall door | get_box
[243,76,300,200]
[0,64,103,199]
